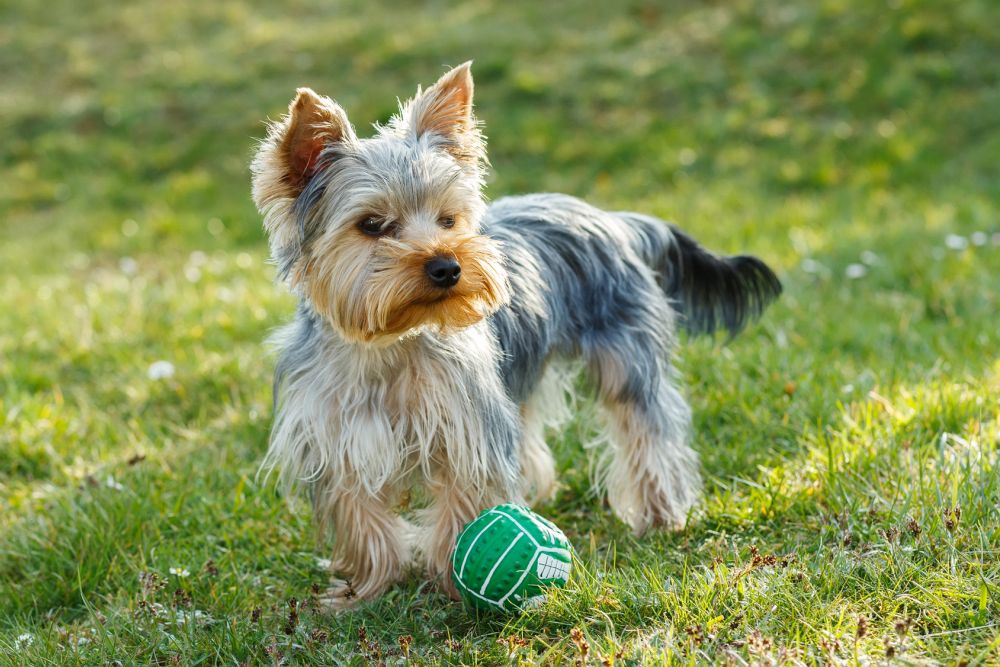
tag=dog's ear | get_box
[252,88,354,209]
[404,62,484,166]
[252,89,355,258]
[280,88,353,191]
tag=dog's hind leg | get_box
[587,339,701,535]
[519,366,575,504]
[520,404,557,505]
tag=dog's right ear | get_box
[252,89,355,250]
[253,88,354,205]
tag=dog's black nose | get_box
[425,256,461,288]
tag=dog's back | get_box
[484,193,782,402]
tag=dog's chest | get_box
[289,325,507,489]
[384,343,469,432]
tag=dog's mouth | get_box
[329,238,510,342]
[416,291,454,306]
[372,287,490,336]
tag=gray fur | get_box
[254,65,782,605]
[486,193,676,412]
[273,191,779,482]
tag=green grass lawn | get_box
[2,0,998,663]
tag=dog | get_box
[251,62,781,609]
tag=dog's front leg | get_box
[421,470,510,600]
[421,426,521,599]
[315,487,411,611]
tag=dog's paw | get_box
[618,474,695,537]
[438,574,461,601]
[318,579,361,613]
[631,507,687,537]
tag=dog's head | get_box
[252,63,509,342]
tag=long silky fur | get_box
[263,309,520,500]
[620,211,783,336]
[250,63,781,607]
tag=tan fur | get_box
[576,342,701,534]
[314,485,413,609]
[418,460,509,599]
[251,88,356,257]
[518,365,575,503]
[591,353,631,405]
[304,229,509,342]
[254,64,707,611]
[265,315,521,610]
[252,65,502,343]
[281,89,352,192]
[597,370,700,535]
[265,320,518,499]
[520,422,557,505]
[398,61,485,167]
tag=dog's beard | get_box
[306,233,510,342]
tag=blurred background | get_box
[3,1,996,261]
[4,0,996,454]
[1,0,998,661]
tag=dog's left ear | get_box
[404,61,484,166]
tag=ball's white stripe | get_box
[536,551,572,580]
[488,509,540,548]
[453,574,505,609]
[457,514,503,579]
[498,550,540,607]
[498,547,572,607]
[524,512,564,543]
[480,532,523,595]
[460,547,572,610]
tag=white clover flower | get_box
[860,250,879,265]
[169,567,191,578]
[174,610,211,625]
[147,361,176,380]
[845,263,867,279]
[970,231,987,246]
[944,234,968,250]
[119,257,138,275]
[801,258,824,274]
[105,476,125,491]
[14,633,33,649]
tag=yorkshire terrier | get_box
[251,62,781,609]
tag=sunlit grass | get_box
[1,0,998,663]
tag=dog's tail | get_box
[620,212,782,336]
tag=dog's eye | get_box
[439,216,456,229]
[358,217,387,236]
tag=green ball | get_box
[451,503,572,612]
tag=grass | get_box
[1,0,998,663]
